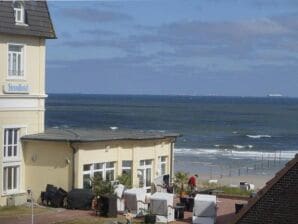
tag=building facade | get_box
[22,129,178,201]
[0,1,55,205]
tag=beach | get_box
[174,151,289,189]
[197,173,272,189]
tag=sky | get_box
[46,0,298,97]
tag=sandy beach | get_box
[174,152,289,190]
[197,173,273,189]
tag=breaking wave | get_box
[174,148,297,160]
[246,134,271,139]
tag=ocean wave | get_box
[233,145,245,149]
[174,148,297,160]
[215,144,254,149]
[246,134,271,139]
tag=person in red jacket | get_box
[188,174,198,191]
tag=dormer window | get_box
[13,1,25,24]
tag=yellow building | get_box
[0,1,55,205]
[22,129,178,200]
[0,1,179,206]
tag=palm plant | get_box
[174,171,189,196]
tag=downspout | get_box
[69,141,77,189]
[170,139,175,183]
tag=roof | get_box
[232,154,298,224]
[0,0,56,39]
[21,128,180,143]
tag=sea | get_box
[46,94,298,178]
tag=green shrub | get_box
[117,173,132,188]
[91,176,115,196]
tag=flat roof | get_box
[21,128,180,143]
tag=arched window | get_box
[13,1,25,24]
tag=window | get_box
[82,162,115,189]
[14,1,25,24]
[3,128,21,194]
[3,128,19,161]
[3,166,20,193]
[8,44,24,78]
[122,160,132,175]
[158,156,167,176]
[138,160,152,191]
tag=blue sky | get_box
[46,0,298,96]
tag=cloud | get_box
[249,0,298,8]
[136,18,290,47]
[58,13,298,72]
[82,29,118,37]
[60,7,133,23]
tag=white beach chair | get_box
[124,188,148,217]
[192,194,217,224]
[150,192,175,223]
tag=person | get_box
[188,174,198,191]
[124,209,133,224]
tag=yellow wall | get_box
[23,138,175,201]
[23,141,73,202]
[0,34,46,96]
[0,33,46,205]
[75,139,173,188]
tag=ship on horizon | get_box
[267,93,283,97]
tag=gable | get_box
[0,0,56,39]
[233,155,298,224]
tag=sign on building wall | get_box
[3,83,29,94]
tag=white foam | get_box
[246,134,271,139]
[174,148,297,160]
[110,126,118,130]
[233,145,245,149]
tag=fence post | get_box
[274,151,276,166]
[261,153,264,169]
[229,165,231,177]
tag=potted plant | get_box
[91,176,117,217]
[173,171,188,197]
[143,208,156,224]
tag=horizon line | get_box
[46,92,298,99]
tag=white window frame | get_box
[138,160,152,191]
[14,1,25,24]
[3,128,20,162]
[7,43,25,80]
[122,160,132,175]
[82,162,115,188]
[3,163,20,195]
[158,156,167,176]
[2,127,23,195]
